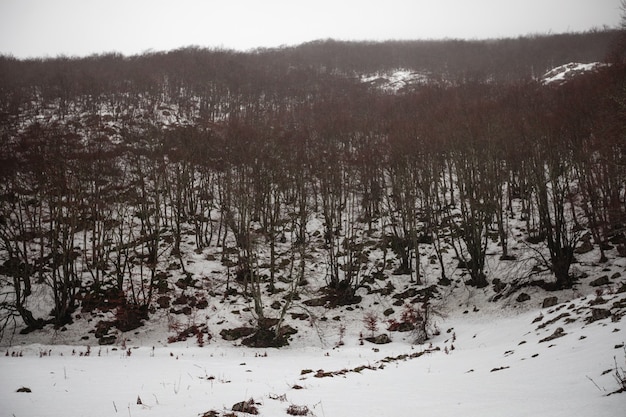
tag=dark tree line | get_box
[0,32,624,339]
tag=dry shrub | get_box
[286,404,310,416]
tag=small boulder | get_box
[590,276,609,287]
[587,308,611,323]
[574,240,593,254]
[539,327,566,343]
[98,335,117,345]
[303,297,327,307]
[365,334,392,345]
[232,399,259,415]
[172,294,189,305]
[388,321,415,332]
[492,278,506,293]
[542,297,558,309]
[220,327,256,341]
[94,320,113,338]
[516,293,531,303]
[156,296,170,308]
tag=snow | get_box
[1,195,625,416]
[2,291,624,417]
[361,69,433,92]
[541,62,608,85]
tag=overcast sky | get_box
[0,0,622,58]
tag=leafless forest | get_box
[1,31,624,345]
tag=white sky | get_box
[0,0,622,58]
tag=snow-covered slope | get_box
[541,62,608,85]
[361,68,434,92]
[2,288,624,417]
[2,206,625,415]
[2,53,625,416]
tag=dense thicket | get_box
[0,32,624,339]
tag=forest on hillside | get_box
[0,31,625,345]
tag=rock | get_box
[587,308,611,323]
[196,298,208,309]
[257,317,280,329]
[156,296,170,308]
[611,272,622,279]
[277,325,298,337]
[574,240,593,254]
[303,297,327,307]
[16,387,31,393]
[590,276,609,287]
[388,321,415,332]
[542,297,558,309]
[492,278,506,293]
[365,334,392,344]
[438,276,452,286]
[98,335,116,345]
[220,327,256,341]
[241,325,296,348]
[290,313,309,320]
[539,327,566,343]
[94,320,113,338]
[392,288,418,300]
[232,399,259,415]
[173,294,189,305]
[383,308,395,317]
[114,306,147,332]
[589,296,607,306]
[516,293,531,303]
[413,285,439,302]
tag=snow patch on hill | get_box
[361,69,434,92]
[542,62,608,85]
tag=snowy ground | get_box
[2,289,625,417]
[2,215,625,416]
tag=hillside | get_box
[0,31,625,415]
[0,29,624,341]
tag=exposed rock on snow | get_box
[365,333,392,345]
[542,296,558,308]
[587,308,612,323]
[539,327,566,343]
[590,275,610,287]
